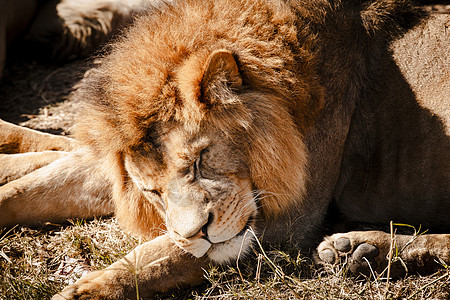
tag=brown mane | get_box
[74,0,324,236]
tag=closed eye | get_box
[197,148,215,179]
[189,147,208,180]
[142,188,162,197]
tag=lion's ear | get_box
[201,50,242,102]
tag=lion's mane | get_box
[73,0,324,237]
[73,0,423,237]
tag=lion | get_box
[1,0,449,299]
[0,0,163,77]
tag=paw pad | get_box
[316,234,381,276]
[352,243,379,261]
[334,237,351,252]
[348,242,379,275]
[318,248,336,264]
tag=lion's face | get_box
[124,126,257,262]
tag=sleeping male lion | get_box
[1,0,449,298]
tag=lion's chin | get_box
[173,227,255,264]
[207,231,254,263]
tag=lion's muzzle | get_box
[168,178,257,263]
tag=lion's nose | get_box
[170,209,213,239]
[179,219,211,241]
[199,212,213,239]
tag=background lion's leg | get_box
[24,0,164,61]
[0,119,78,153]
[317,231,450,277]
[52,234,208,300]
[0,149,114,226]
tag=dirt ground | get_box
[0,57,87,134]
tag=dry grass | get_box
[0,218,138,299]
[0,218,448,299]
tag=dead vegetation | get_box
[0,218,138,299]
[0,217,448,299]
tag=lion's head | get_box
[74,0,323,262]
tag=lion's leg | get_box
[317,231,450,277]
[52,234,208,300]
[0,119,78,153]
[0,151,71,185]
[0,149,114,226]
[25,0,162,60]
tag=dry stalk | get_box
[255,253,263,283]
[245,227,302,298]
[385,220,395,294]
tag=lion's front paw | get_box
[52,282,95,300]
[318,230,450,277]
[316,232,383,276]
[51,269,131,300]
[317,234,380,275]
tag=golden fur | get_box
[0,0,449,298]
[73,0,323,237]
